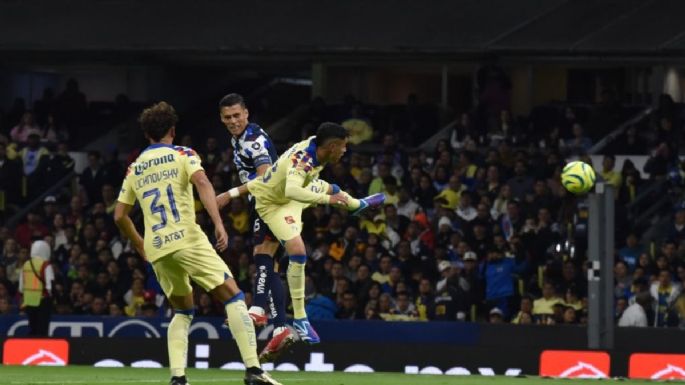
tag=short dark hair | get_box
[139,101,178,142]
[382,176,397,186]
[219,93,246,109]
[315,122,348,146]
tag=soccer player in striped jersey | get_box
[219,93,294,361]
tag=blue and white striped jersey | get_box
[231,123,278,183]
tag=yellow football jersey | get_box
[117,143,210,262]
[247,137,329,208]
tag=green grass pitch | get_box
[0,366,660,385]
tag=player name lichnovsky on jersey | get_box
[231,123,278,184]
[117,144,211,262]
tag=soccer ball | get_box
[561,161,596,194]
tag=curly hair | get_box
[138,101,178,142]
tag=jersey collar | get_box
[305,138,320,166]
[141,143,175,153]
[237,123,258,140]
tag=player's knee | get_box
[210,278,242,302]
[284,237,306,256]
[169,294,194,310]
[224,279,241,297]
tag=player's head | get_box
[315,122,348,164]
[219,93,249,137]
[139,101,178,143]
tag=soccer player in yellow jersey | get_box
[114,102,281,385]
[217,122,385,346]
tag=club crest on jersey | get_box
[175,147,196,157]
[284,216,295,224]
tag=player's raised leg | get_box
[320,181,386,216]
[348,192,386,216]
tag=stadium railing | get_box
[587,106,653,155]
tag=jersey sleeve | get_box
[245,134,273,168]
[117,166,136,205]
[284,160,329,205]
[308,178,331,195]
[177,146,204,181]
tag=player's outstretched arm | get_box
[216,183,249,210]
[191,170,228,252]
[113,202,146,259]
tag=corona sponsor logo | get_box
[134,154,175,175]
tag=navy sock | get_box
[268,270,287,327]
[253,254,272,310]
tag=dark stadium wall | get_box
[325,66,443,105]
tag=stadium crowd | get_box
[1,83,685,329]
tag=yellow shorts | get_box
[151,241,233,297]
[257,200,308,242]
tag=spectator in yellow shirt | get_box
[601,155,622,190]
[533,282,563,319]
[123,278,145,316]
[564,286,584,311]
[368,163,392,195]
[371,255,393,287]
[433,175,465,210]
[227,197,250,235]
[511,296,534,324]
